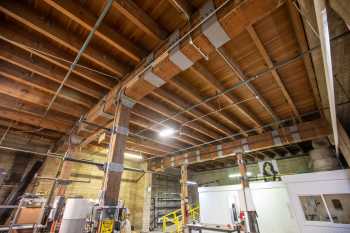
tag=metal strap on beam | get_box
[216,144,223,157]
[119,92,136,108]
[169,29,194,70]
[143,68,166,87]
[200,0,230,48]
[272,130,282,146]
[241,138,250,153]
[113,126,129,136]
[289,125,301,141]
[105,162,124,173]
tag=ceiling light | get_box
[124,152,143,161]
[159,128,175,137]
[186,181,197,185]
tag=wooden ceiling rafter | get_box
[0,25,115,89]
[190,63,263,132]
[151,88,233,136]
[0,1,128,77]
[246,24,302,121]
[215,47,280,122]
[167,0,193,20]
[42,0,147,64]
[168,78,249,136]
[0,46,104,100]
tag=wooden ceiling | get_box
[0,0,324,163]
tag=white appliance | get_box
[282,169,350,233]
[198,182,300,233]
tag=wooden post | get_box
[180,164,189,231]
[338,121,350,166]
[102,94,133,206]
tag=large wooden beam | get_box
[338,121,350,166]
[246,25,301,121]
[42,0,147,63]
[150,119,330,170]
[167,0,193,20]
[102,100,130,205]
[0,25,114,89]
[0,1,128,76]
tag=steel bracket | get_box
[169,29,194,71]
[143,69,165,87]
[105,162,124,173]
[200,0,230,48]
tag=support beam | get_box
[150,119,330,170]
[180,164,190,229]
[102,97,131,205]
[168,0,193,20]
[246,24,301,121]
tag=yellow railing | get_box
[161,205,199,233]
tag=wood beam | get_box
[191,63,263,131]
[0,61,95,108]
[0,43,104,100]
[102,101,130,205]
[167,0,192,20]
[0,1,128,76]
[0,106,70,134]
[246,24,301,120]
[338,121,350,166]
[0,25,114,89]
[112,0,168,41]
[150,119,330,170]
[0,75,86,118]
[43,0,147,63]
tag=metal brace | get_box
[113,126,129,136]
[171,156,175,167]
[216,144,223,157]
[289,125,301,141]
[271,130,282,146]
[143,68,166,87]
[200,0,230,48]
[233,147,243,155]
[168,29,194,71]
[241,138,250,152]
[105,162,124,173]
[196,150,201,162]
[119,92,136,109]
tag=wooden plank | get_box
[112,0,168,41]
[0,45,104,100]
[0,25,114,89]
[246,24,301,120]
[43,0,146,63]
[150,119,330,170]
[0,1,128,76]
